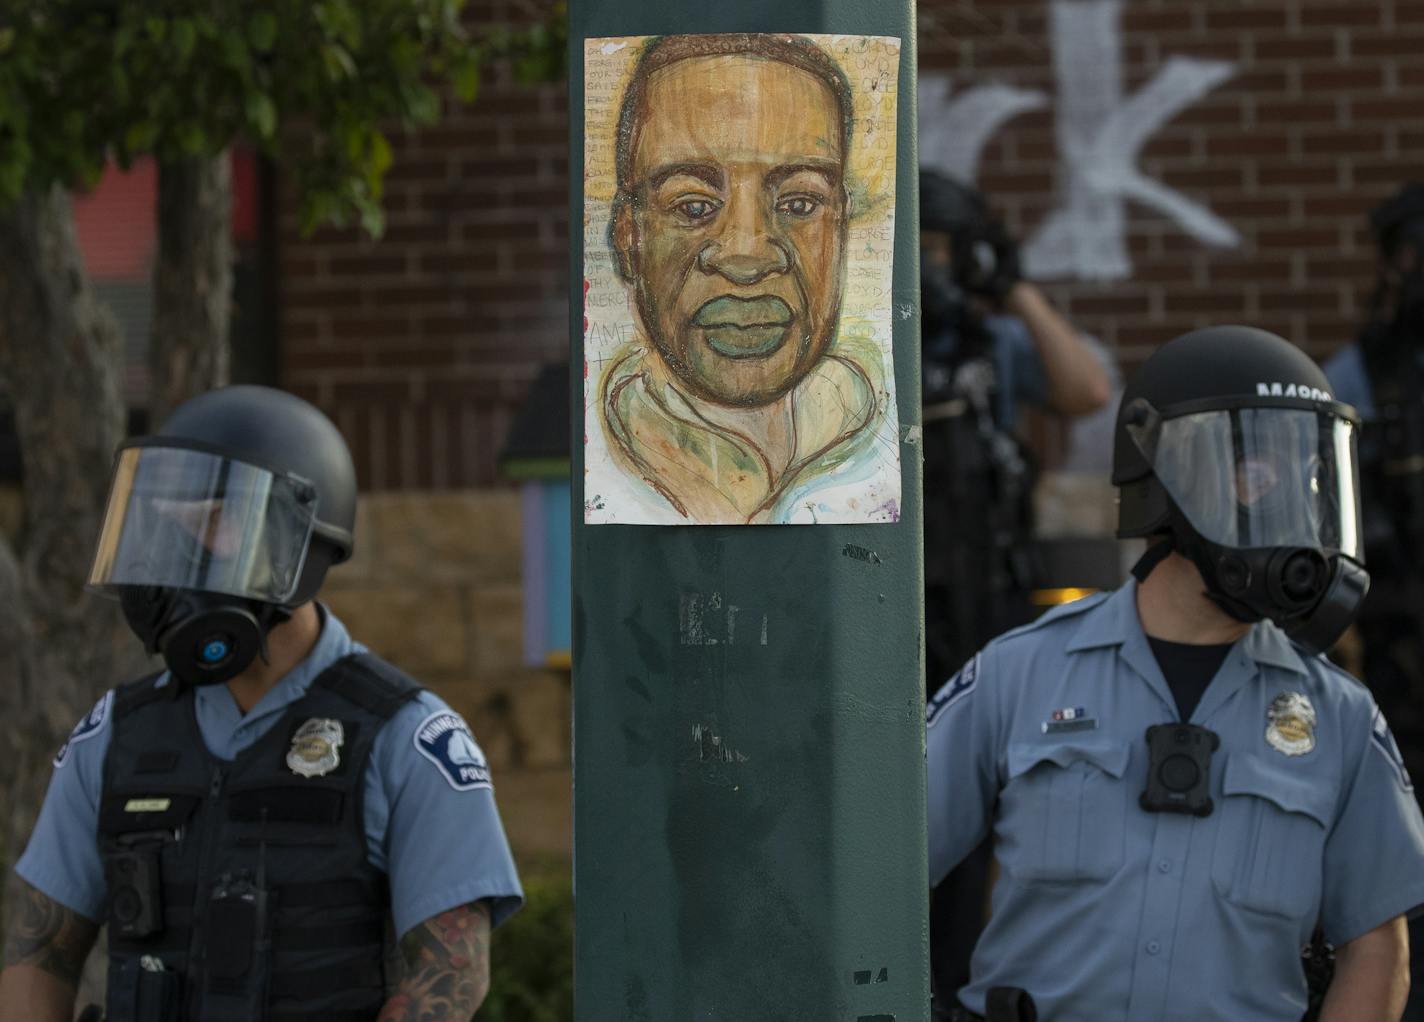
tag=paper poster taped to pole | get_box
[583,33,902,525]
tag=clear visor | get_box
[1127,406,1363,560]
[87,446,319,604]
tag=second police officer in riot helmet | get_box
[0,386,524,1022]
[928,326,1424,1021]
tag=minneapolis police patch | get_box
[927,654,979,726]
[54,691,113,768]
[1372,707,1413,791]
[414,710,492,792]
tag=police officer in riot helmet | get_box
[920,167,1110,1014]
[0,386,523,1022]
[919,167,1110,688]
[1323,181,1424,1022]
[928,325,1424,1022]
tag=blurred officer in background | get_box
[919,167,1111,1010]
[1324,181,1424,1021]
[928,326,1424,1022]
[0,386,523,1022]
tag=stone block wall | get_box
[321,489,572,862]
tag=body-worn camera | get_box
[104,843,165,939]
[1140,724,1219,816]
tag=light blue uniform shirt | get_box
[928,582,1424,1021]
[17,607,523,939]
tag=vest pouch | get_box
[200,874,274,1019]
[108,955,182,1022]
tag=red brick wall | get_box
[277,0,1424,490]
[919,0,1424,366]
[278,0,569,491]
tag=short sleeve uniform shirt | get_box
[927,582,1424,1021]
[17,606,524,940]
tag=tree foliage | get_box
[0,0,567,236]
[0,0,567,991]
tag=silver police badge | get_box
[1266,692,1317,756]
[287,718,344,777]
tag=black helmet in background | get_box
[918,168,1020,338]
[1368,181,1424,336]
[1113,325,1369,654]
[87,386,357,686]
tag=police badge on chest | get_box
[1266,692,1317,757]
[287,718,346,777]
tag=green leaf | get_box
[113,18,135,53]
[172,19,196,63]
[177,123,207,156]
[405,83,438,123]
[0,28,14,54]
[145,16,166,43]
[320,43,356,81]
[221,32,250,73]
[369,131,392,178]
[358,199,385,239]
[124,121,156,155]
[245,93,277,140]
[452,53,480,103]
[248,11,278,53]
[342,122,365,163]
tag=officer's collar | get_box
[1066,581,1310,676]
[1238,619,1311,676]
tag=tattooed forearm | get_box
[378,901,491,1022]
[2,881,97,989]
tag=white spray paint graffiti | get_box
[918,0,1241,281]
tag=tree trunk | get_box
[0,185,139,989]
[0,163,236,1007]
[150,152,233,427]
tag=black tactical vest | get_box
[98,653,421,1022]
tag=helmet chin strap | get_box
[1130,535,1176,584]
[1130,527,1265,624]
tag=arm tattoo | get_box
[378,901,491,1022]
[2,881,98,989]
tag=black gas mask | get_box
[89,442,319,686]
[919,168,1021,344]
[921,261,972,340]
[118,586,290,686]
[1123,394,1370,654]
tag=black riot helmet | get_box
[87,386,357,686]
[919,167,1020,311]
[1114,326,1369,654]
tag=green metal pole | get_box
[570,3,925,1019]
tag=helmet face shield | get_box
[1126,401,1363,561]
[88,445,319,605]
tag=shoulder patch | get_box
[928,654,979,726]
[54,691,114,768]
[413,710,492,792]
[1371,707,1413,791]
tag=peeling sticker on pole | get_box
[693,724,749,763]
[842,543,883,565]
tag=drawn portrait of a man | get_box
[584,33,902,525]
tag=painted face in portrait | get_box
[613,54,849,407]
